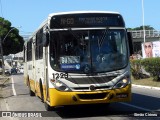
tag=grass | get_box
[131,76,160,87]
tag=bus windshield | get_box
[50,29,128,73]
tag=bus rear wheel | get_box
[39,81,44,102]
[28,79,35,96]
[29,88,35,96]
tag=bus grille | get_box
[77,93,108,100]
[72,86,110,91]
[67,76,116,84]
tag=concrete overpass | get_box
[131,30,160,42]
[130,30,160,53]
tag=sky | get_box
[0,0,160,36]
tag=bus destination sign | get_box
[50,13,125,28]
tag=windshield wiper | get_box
[67,28,81,41]
[97,28,109,53]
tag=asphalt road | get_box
[0,74,160,120]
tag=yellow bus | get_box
[24,11,133,111]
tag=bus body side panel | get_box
[34,59,43,93]
[27,61,35,92]
[34,46,49,101]
[23,64,28,86]
[25,37,36,94]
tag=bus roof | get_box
[48,11,120,17]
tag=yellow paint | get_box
[48,84,131,107]
[23,77,47,101]
[25,77,131,107]
[30,81,47,101]
[35,81,40,97]
[29,79,35,93]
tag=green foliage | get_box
[141,58,160,81]
[130,58,160,81]
[0,17,24,55]
[130,59,149,80]
[127,25,155,30]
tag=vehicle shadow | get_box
[131,93,160,111]
[54,93,160,119]
[55,104,132,118]
[11,73,24,76]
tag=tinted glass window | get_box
[36,29,43,60]
[50,29,128,73]
[27,40,32,61]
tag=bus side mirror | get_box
[43,32,49,47]
[43,26,49,47]
[127,32,134,55]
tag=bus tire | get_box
[28,79,35,96]
[29,89,35,96]
[39,80,44,102]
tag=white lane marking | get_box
[12,77,17,96]
[132,84,160,91]
[120,102,153,112]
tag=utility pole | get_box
[142,0,146,43]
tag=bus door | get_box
[42,26,49,101]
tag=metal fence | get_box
[129,30,160,38]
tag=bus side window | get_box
[27,39,32,61]
[50,33,56,68]
[36,29,43,60]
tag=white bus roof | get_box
[49,11,120,17]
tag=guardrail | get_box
[129,30,160,38]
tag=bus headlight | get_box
[53,80,71,91]
[113,78,129,89]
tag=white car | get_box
[19,67,24,73]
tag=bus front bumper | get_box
[48,84,131,107]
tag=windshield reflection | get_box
[50,29,128,73]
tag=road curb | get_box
[132,84,160,90]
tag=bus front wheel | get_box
[39,80,54,111]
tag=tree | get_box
[127,25,155,30]
[0,17,24,55]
